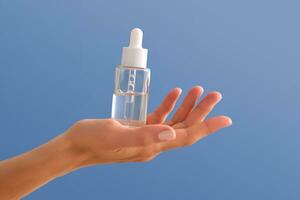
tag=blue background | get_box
[1,0,300,199]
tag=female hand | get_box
[0,86,232,199]
[66,86,232,166]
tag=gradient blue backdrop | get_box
[1,0,300,199]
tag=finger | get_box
[159,128,188,151]
[168,86,204,125]
[184,91,222,126]
[147,88,182,124]
[160,116,232,151]
[186,115,232,145]
[126,124,176,147]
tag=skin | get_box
[0,86,232,199]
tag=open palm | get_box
[64,85,232,164]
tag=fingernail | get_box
[227,118,233,126]
[222,116,233,127]
[213,91,222,101]
[177,88,182,94]
[174,87,182,91]
[159,130,176,141]
[194,85,204,93]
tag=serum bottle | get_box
[111,28,150,126]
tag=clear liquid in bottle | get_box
[112,90,148,126]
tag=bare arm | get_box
[0,86,232,199]
[0,134,87,199]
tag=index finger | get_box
[147,88,182,124]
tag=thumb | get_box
[130,124,176,146]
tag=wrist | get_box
[52,133,92,175]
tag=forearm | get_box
[0,133,88,200]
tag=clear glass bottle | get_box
[111,28,150,126]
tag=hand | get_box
[0,86,232,199]
[66,86,232,166]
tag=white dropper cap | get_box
[121,28,148,68]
